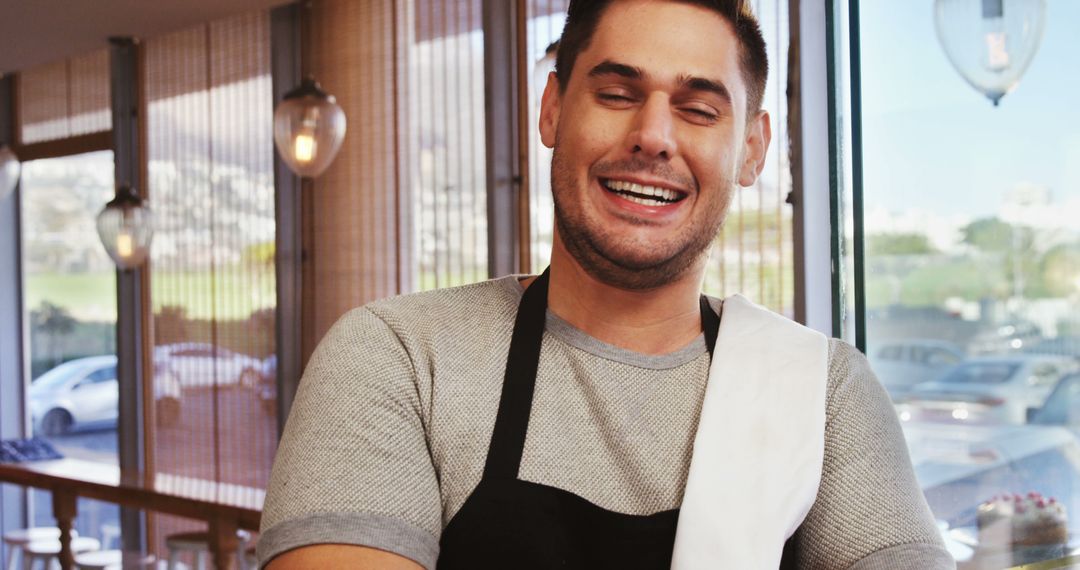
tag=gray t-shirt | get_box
[259,276,955,569]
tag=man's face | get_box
[541,0,770,290]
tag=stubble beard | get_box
[549,140,732,291]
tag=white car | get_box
[897,355,1077,425]
[29,355,183,436]
[868,340,965,399]
[153,343,264,389]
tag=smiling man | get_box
[258,1,954,569]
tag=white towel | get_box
[671,295,829,569]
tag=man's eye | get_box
[597,92,635,104]
[681,107,719,124]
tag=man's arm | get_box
[796,340,955,570]
[258,306,443,569]
[265,545,423,569]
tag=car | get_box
[896,354,1077,425]
[29,355,183,436]
[1028,372,1080,426]
[153,342,263,389]
[867,340,965,399]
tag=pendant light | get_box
[273,77,347,178]
[0,145,19,201]
[934,0,1047,106]
[96,184,153,270]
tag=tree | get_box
[31,301,77,367]
[867,232,939,256]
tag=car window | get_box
[879,345,902,360]
[937,362,1020,385]
[1028,363,1062,388]
[174,348,212,358]
[1034,375,1080,425]
[926,349,960,366]
[80,365,117,386]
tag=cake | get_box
[976,491,1068,562]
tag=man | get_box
[259,1,954,568]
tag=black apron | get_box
[436,269,798,569]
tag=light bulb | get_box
[116,231,134,259]
[981,1,1009,72]
[294,132,317,164]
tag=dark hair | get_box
[554,0,769,114]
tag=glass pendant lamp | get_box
[273,77,347,178]
[96,185,153,270]
[0,145,20,200]
[934,0,1047,106]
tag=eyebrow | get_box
[587,60,732,107]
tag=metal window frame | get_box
[0,72,29,564]
[483,0,525,278]
[270,3,303,436]
[109,35,150,553]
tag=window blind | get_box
[141,10,276,557]
[17,50,111,144]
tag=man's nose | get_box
[628,94,676,159]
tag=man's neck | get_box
[533,237,707,356]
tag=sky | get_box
[859,0,1080,228]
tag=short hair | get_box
[554,0,769,114]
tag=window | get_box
[19,149,120,544]
[846,0,1080,564]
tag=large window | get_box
[849,0,1080,565]
[20,150,121,544]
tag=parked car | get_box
[1028,372,1080,426]
[258,353,277,416]
[896,354,1077,425]
[153,342,263,389]
[867,340,965,399]
[29,355,183,436]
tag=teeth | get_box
[603,180,680,203]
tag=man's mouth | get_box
[600,179,687,207]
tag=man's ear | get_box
[737,110,772,187]
[539,72,561,149]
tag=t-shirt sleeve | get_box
[257,307,442,570]
[795,340,956,570]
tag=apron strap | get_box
[483,269,550,480]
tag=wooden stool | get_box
[74,550,156,570]
[165,530,250,570]
[3,528,79,570]
[22,537,100,570]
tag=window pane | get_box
[20,150,120,545]
[857,1,1080,565]
[143,10,277,558]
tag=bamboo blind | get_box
[141,10,276,557]
[17,50,111,144]
[524,0,794,316]
[303,0,488,354]
[305,0,401,356]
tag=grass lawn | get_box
[25,269,276,321]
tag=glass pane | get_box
[20,150,120,544]
[410,0,488,289]
[143,11,277,557]
[857,1,1080,565]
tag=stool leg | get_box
[167,550,179,570]
[195,552,207,570]
[5,545,17,570]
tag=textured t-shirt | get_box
[258,276,955,569]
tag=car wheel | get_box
[240,369,260,389]
[41,409,72,437]
[157,397,181,427]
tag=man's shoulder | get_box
[332,275,524,349]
